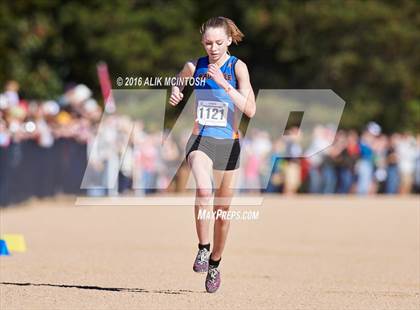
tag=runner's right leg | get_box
[188,150,213,244]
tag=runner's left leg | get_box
[211,169,238,260]
[205,169,237,293]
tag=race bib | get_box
[196,100,228,127]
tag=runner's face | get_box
[202,27,232,62]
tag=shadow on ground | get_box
[0,282,202,295]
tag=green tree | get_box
[0,0,418,132]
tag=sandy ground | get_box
[0,195,419,310]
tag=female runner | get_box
[169,16,256,293]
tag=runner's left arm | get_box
[207,60,256,118]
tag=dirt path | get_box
[1,195,419,309]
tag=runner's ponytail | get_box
[200,16,244,45]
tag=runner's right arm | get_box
[169,60,196,106]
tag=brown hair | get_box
[200,16,244,45]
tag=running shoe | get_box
[205,265,221,293]
[193,248,210,273]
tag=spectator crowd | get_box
[0,80,419,205]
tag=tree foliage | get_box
[0,0,419,132]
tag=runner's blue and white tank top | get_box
[193,55,239,139]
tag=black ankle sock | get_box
[209,254,221,267]
[198,243,210,251]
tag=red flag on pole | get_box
[97,62,116,113]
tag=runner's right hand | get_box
[169,87,184,106]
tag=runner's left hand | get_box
[207,64,225,86]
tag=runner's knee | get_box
[196,188,212,198]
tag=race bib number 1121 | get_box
[197,100,228,127]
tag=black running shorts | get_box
[185,134,240,171]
